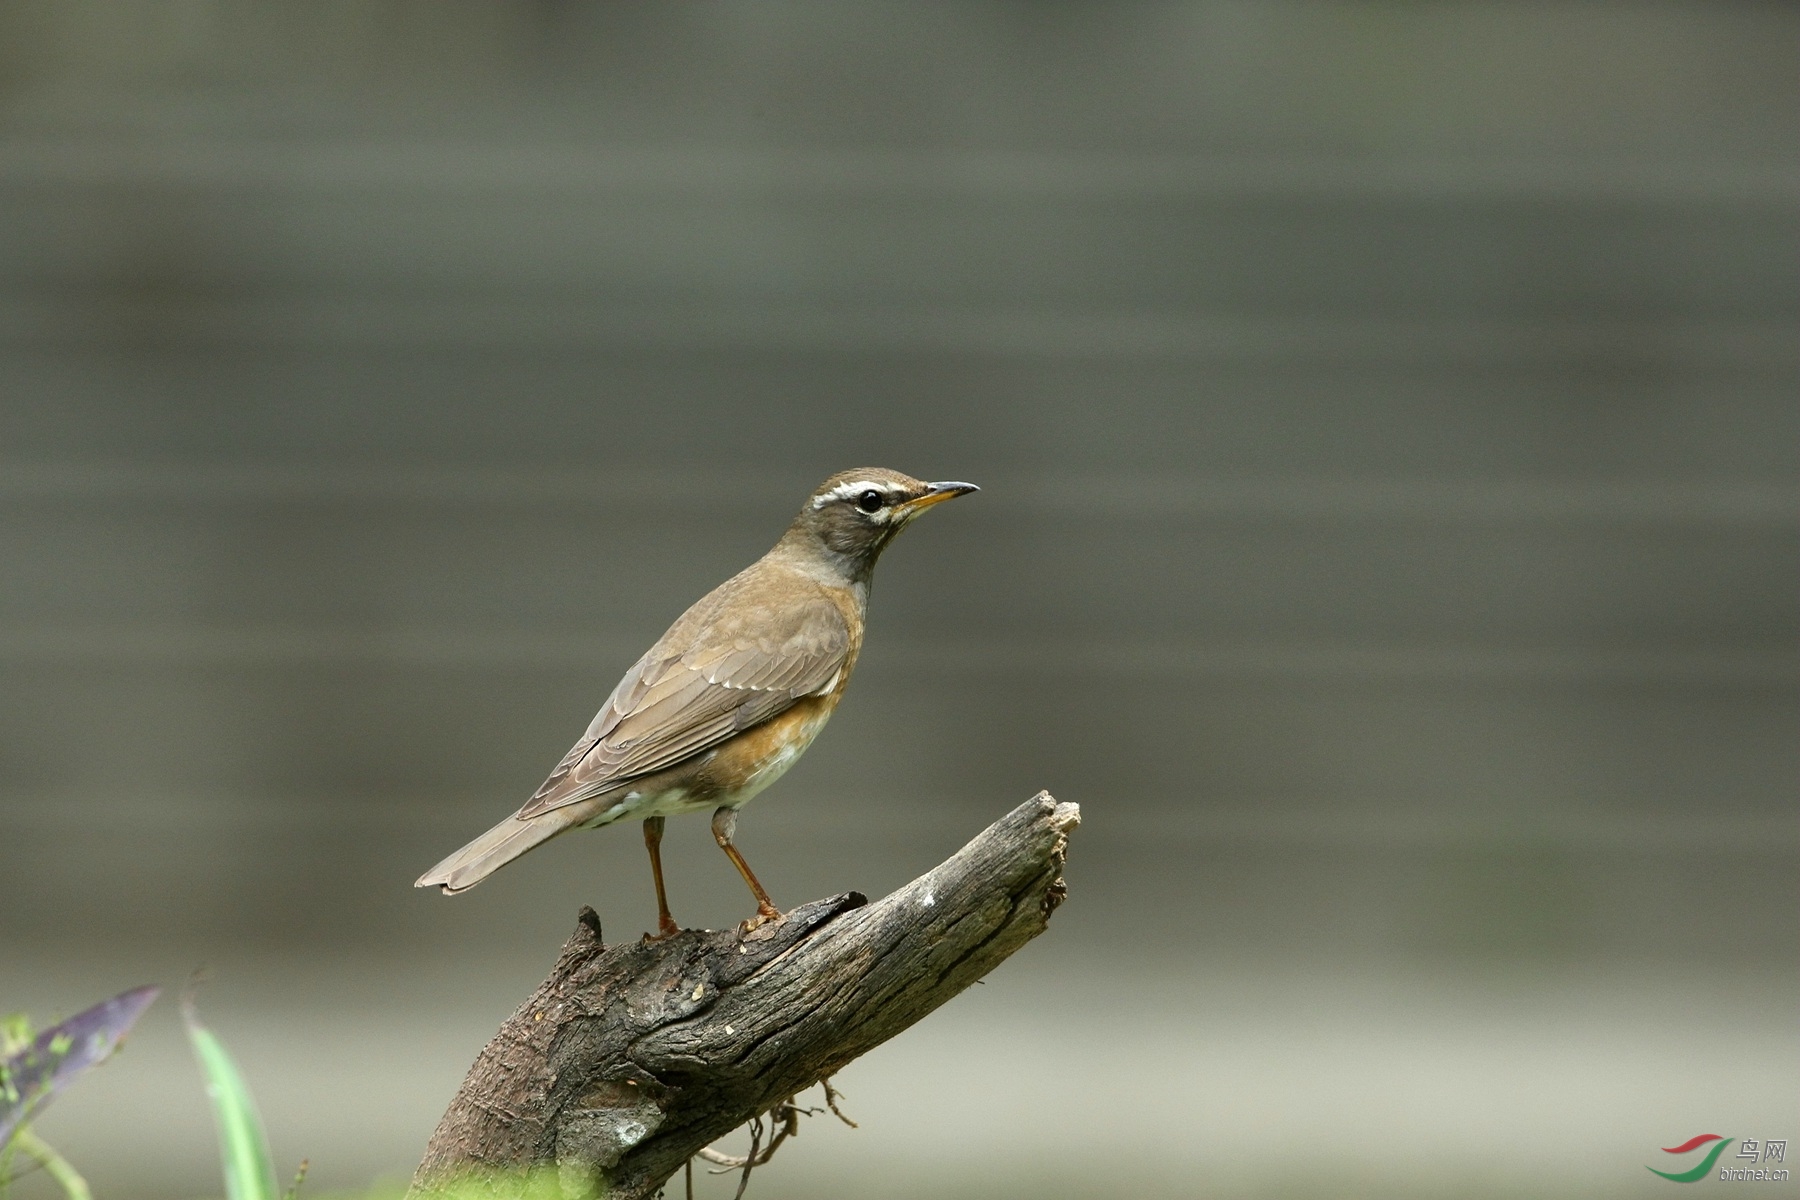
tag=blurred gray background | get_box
[2,3,1796,1198]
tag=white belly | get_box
[730,706,833,807]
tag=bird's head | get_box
[783,467,978,579]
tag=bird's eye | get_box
[857,490,885,514]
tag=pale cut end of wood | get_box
[410,791,1079,1200]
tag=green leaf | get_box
[182,994,278,1200]
[10,1128,93,1200]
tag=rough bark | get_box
[409,791,1079,1200]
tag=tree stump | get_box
[410,792,1079,1199]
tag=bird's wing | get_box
[515,584,851,819]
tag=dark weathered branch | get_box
[409,792,1078,1200]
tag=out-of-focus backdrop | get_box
[2,4,1795,1198]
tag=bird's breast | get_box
[713,694,838,808]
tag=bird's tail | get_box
[415,806,587,894]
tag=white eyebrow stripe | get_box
[812,479,896,508]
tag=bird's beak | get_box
[901,481,980,514]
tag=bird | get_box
[415,467,978,937]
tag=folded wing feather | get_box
[515,583,850,820]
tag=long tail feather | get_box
[415,808,585,894]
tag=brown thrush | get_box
[415,468,977,936]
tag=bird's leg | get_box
[711,806,782,929]
[641,816,680,940]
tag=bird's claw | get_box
[739,905,783,934]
